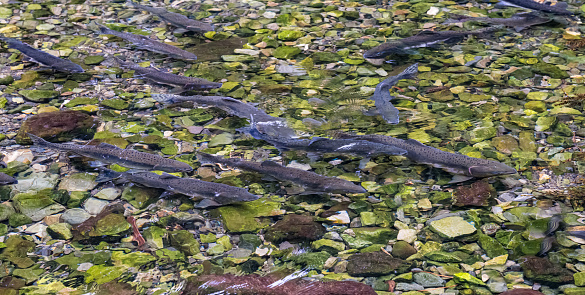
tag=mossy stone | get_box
[277,30,304,41]
[311,239,345,254]
[16,110,97,144]
[0,236,35,268]
[18,90,59,102]
[0,76,14,85]
[169,230,200,256]
[311,52,341,63]
[8,213,32,227]
[143,226,166,249]
[525,101,546,112]
[291,251,331,269]
[100,99,129,110]
[94,213,130,236]
[12,190,65,221]
[47,223,73,240]
[216,199,282,233]
[478,234,507,258]
[84,55,104,65]
[272,46,301,59]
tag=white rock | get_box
[427,7,440,16]
[326,211,350,224]
[83,197,110,215]
[94,187,122,200]
[3,149,34,164]
[287,161,312,171]
[77,262,93,271]
[397,229,417,244]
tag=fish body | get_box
[0,173,16,185]
[198,153,367,194]
[152,94,296,137]
[114,57,221,90]
[363,27,501,59]
[335,132,517,178]
[98,24,197,60]
[249,125,406,157]
[28,133,193,173]
[497,0,573,15]
[128,1,215,33]
[0,37,84,73]
[369,63,418,124]
[122,171,259,207]
[443,12,552,32]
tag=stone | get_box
[519,131,537,152]
[239,234,262,251]
[311,52,341,63]
[216,199,283,233]
[429,216,476,239]
[143,226,165,249]
[83,198,110,215]
[47,223,73,240]
[121,186,160,209]
[94,187,121,200]
[9,213,32,227]
[208,133,234,147]
[392,241,417,259]
[265,214,325,243]
[525,101,547,113]
[499,290,544,295]
[396,282,424,291]
[492,135,519,154]
[311,239,345,254]
[84,55,104,65]
[12,190,66,221]
[413,272,445,287]
[535,116,556,132]
[520,256,574,284]
[18,90,59,102]
[397,229,417,244]
[277,30,304,41]
[169,230,200,256]
[11,172,59,194]
[61,208,91,225]
[0,236,35,268]
[94,213,130,236]
[58,173,97,192]
[291,251,331,269]
[469,127,497,143]
[346,251,411,276]
[101,99,129,110]
[16,110,97,145]
[272,46,301,59]
[0,204,15,222]
[454,181,495,207]
[453,272,486,286]
[478,234,507,258]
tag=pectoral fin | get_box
[195,198,221,208]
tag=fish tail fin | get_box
[196,152,226,165]
[95,22,113,34]
[402,63,419,79]
[27,133,51,147]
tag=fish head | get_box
[363,48,387,59]
[324,180,367,194]
[62,63,85,73]
[467,162,517,178]
[214,191,260,205]
[156,161,193,173]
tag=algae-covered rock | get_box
[12,189,66,221]
[520,256,573,284]
[277,30,304,41]
[392,241,417,259]
[84,55,104,65]
[311,239,345,254]
[430,216,476,239]
[47,223,73,240]
[0,204,15,222]
[85,265,127,284]
[454,181,495,207]
[347,251,411,276]
[16,110,98,144]
[525,101,547,113]
[272,46,301,59]
[101,99,129,110]
[535,116,556,132]
[169,230,200,256]
[18,90,59,102]
[311,52,341,63]
[265,214,325,243]
[216,199,283,233]
[58,173,97,192]
[469,127,497,143]
[94,213,130,236]
[121,186,161,209]
[8,213,32,227]
[478,234,507,258]
[492,135,519,154]
[143,226,166,249]
[413,272,444,287]
[0,236,35,268]
[61,208,91,225]
[290,251,331,269]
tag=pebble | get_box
[61,208,91,225]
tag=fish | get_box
[128,1,215,33]
[367,63,418,124]
[0,173,16,185]
[97,23,197,60]
[442,12,552,32]
[544,215,563,236]
[197,153,367,194]
[537,236,556,256]
[334,132,517,178]
[496,0,573,15]
[0,37,84,73]
[114,57,222,91]
[28,133,193,173]
[248,123,407,157]
[152,94,296,138]
[363,26,502,59]
[119,171,259,208]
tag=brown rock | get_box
[500,290,544,295]
[520,256,574,284]
[492,135,519,154]
[454,180,495,207]
[16,110,98,144]
[346,251,411,277]
[392,241,417,259]
[265,214,326,243]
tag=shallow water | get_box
[0,0,584,294]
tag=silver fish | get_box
[497,0,573,15]
[443,12,552,32]
[335,132,517,178]
[368,63,418,124]
[114,57,221,91]
[0,37,84,73]
[0,172,16,185]
[128,1,215,33]
[121,171,259,208]
[98,24,197,60]
[198,153,366,194]
[28,133,192,173]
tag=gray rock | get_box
[430,216,477,239]
[83,197,109,215]
[58,173,97,192]
[488,282,508,293]
[94,187,121,200]
[0,204,15,221]
[395,282,424,291]
[47,223,73,240]
[12,172,59,193]
[413,272,445,287]
[61,208,91,225]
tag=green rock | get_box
[392,241,417,259]
[453,272,486,286]
[0,236,35,268]
[217,235,232,251]
[8,213,32,227]
[430,216,477,239]
[169,230,200,256]
[413,272,445,287]
[291,251,331,269]
[239,234,261,250]
[536,116,557,132]
[0,7,12,18]
[311,239,345,254]
[347,251,411,276]
[272,46,301,59]
[67,191,89,208]
[208,133,234,147]
[94,213,130,236]
[527,92,548,100]
[62,80,79,91]
[478,234,507,258]
[424,251,462,263]
[360,212,377,226]
[58,172,97,192]
[469,127,497,143]
[18,90,59,102]
[12,190,66,221]
[143,226,166,249]
[47,223,73,240]
[216,199,282,233]
[491,135,519,154]
[12,265,44,283]
[221,55,255,62]
[84,55,104,65]
[64,96,98,107]
[277,30,304,41]
[532,62,569,79]
[111,251,156,267]
[200,233,217,243]
[207,244,225,255]
[342,227,396,249]
[311,52,341,63]
[525,101,547,112]
[101,99,129,110]
[565,288,585,295]
[121,186,160,209]
[0,76,14,85]
[519,131,537,152]
[458,93,491,103]
[0,204,15,222]
[575,272,585,286]
[85,265,126,284]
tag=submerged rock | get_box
[16,110,98,144]
[265,214,326,243]
[429,216,476,239]
[12,189,65,221]
[454,181,495,207]
[520,256,573,284]
[346,251,411,276]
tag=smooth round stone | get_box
[83,197,109,215]
[94,187,121,200]
[61,208,91,225]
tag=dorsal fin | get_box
[405,139,425,146]
[261,161,283,168]
[159,173,179,179]
[553,1,568,8]
[97,142,120,149]
[416,30,439,36]
[308,137,328,145]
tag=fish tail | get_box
[402,63,419,78]
[197,153,227,165]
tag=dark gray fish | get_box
[121,171,259,208]
[0,37,84,73]
[0,161,6,168]
[0,172,16,185]
[114,57,221,91]
[335,132,517,178]
[497,0,573,15]
[367,63,418,124]
[537,236,556,256]
[198,153,367,194]
[152,94,296,138]
[544,215,563,236]
[248,123,406,157]
[28,133,193,173]
[98,24,197,60]
[443,12,552,32]
[128,1,215,33]
[363,26,502,59]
